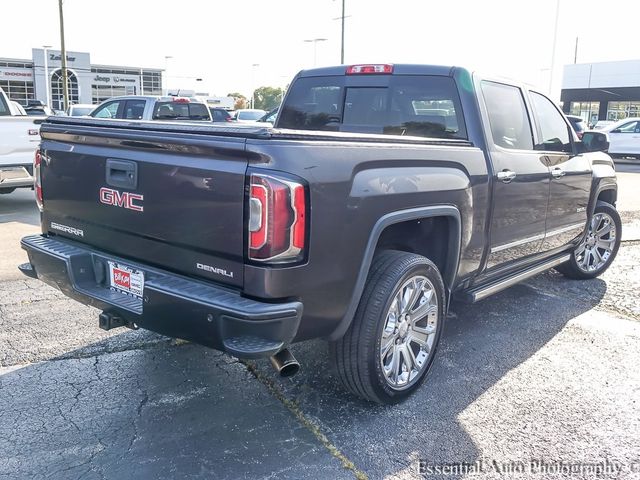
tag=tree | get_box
[227,92,247,110]
[252,86,283,111]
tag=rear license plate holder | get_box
[107,261,144,299]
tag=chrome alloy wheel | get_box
[379,275,439,390]
[575,212,617,273]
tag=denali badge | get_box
[99,187,144,212]
[196,263,234,278]
[50,222,84,237]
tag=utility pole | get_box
[340,0,345,64]
[574,36,578,64]
[333,0,350,64]
[58,0,69,110]
[548,0,560,97]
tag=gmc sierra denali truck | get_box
[0,87,44,194]
[20,64,620,404]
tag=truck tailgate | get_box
[39,121,253,287]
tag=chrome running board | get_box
[466,254,571,302]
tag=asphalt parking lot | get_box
[1,163,639,480]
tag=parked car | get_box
[209,107,233,124]
[566,115,586,139]
[90,96,212,122]
[21,64,618,404]
[66,104,95,117]
[232,108,267,123]
[24,100,54,117]
[258,107,279,124]
[592,120,615,130]
[0,87,44,194]
[599,117,640,159]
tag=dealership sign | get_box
[93,74,139,86]
[0,68,34,80]
[49,53,76,63]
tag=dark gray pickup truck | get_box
[20,64,620,404]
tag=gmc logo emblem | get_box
[99,187,144,212]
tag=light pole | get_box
[548,0,560,97]
[303,38,328,66]
[58,0,69,110]
[42,45,52,108]
[164,55,173,95]
[251,63,259,108]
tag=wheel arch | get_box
[328,205,461,340]
[596,187,617,207]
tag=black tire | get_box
[556,201,621,280]
[0,188,16,195]
[330,250,446,404]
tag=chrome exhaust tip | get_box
[270,348,300,377]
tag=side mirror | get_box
[581,131,610,153]
[610,128,621,134]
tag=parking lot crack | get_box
[242,360,368,480]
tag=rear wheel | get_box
[556,201,621,279]
[0,188,16,195]
[330,250,445,404]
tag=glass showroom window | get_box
[92,85,129,104]
[142,71,162,96]
[570,101,599,124]
[607,101,640,121]
[51,69,79,110]
[0,80,35,106]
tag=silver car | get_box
[90,95,212,122]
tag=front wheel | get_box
[330,250,445,404]
[556,201,621,280]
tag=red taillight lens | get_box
[248,174,307,263]
[346,64,393,75]
[34,149,43,211]
[292,185,306,249]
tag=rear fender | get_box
[328,205,461,340]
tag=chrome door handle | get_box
[551,167,566,178]
[497,170,517,183]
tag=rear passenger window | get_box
[279,75,466,139]
[123,100,145,119]
[529,92,571,152]
[481,81,533,150]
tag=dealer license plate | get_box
[108,261,144,299]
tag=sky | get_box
[2,0,639,100]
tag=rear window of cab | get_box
[278,75,467,140]
[152,102,210,121]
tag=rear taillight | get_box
[248,173,307,263]
[34,149,43,211]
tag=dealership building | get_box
[561,59,640,125]
[0,48,162,110]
